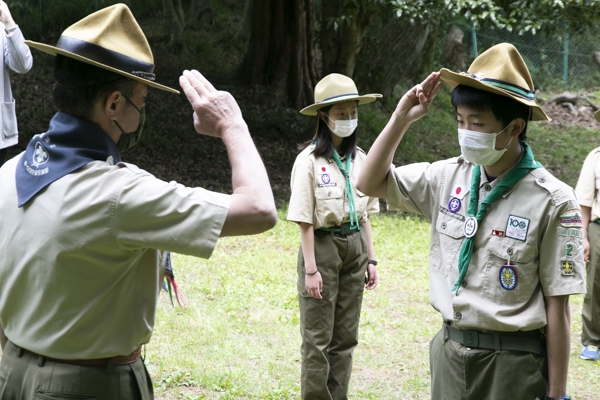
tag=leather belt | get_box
[20,345,142,366]
[444,323,546,356]
[316,223,360,237]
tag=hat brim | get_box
[595,110,600,122]
[26,40,180,94]
[439,68,549,122]
[300,93,382,116]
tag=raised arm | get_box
[179,69,277,236]
[356,72,442,199]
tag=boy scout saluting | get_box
[357,43,585,400]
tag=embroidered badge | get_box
[505,215,529,242]
[321,174,331,184]
[499,265,518,290]
[558,209,583,228]
[565,242,576,258]
[464,217,478,238]
[448,197,461,213]
[439,206,465,221]
[491,230,505,237]
[561,260,574,276]
[556,227,582,238]
[33,142,50,167]
[451,183,468,200]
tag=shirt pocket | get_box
[1,101,17,139]
[483,238,538,304]
[314,186,344,227]
[435,213,466,276]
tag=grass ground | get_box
[141,211,598,400]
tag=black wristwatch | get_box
[368,259,377,266]
[546,396,571,400]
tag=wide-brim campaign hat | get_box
[595,110,600,122]
[439,43,548,121]
[300,73,381,116]
[25,3,179,94]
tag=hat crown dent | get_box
[61,3,153,65]
[468,43,533,92]
[314,73,359,103]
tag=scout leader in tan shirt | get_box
[357,43,585,400]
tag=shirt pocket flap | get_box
[315,186,343,200]
[435,214,466,239]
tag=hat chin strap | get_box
[56,35,155,79]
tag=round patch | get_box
[499,265,517,290]
[463,217,478,238]
[448,197,461,213]
[321,174,330,184]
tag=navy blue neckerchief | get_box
[15,112,121,207]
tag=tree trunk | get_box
[188,0,212,30]
[320,0,376,77]
[162,0,185,45]
[236,0,317,109]
[440,25,466,72]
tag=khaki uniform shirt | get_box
[387,155,586,332]
[0,155,230,359]
[287,145,379,227]
[575,147,600,220]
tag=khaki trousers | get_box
[430,326,548,400]
[297,229,367,400]
[582,221,600,346]
[0,340,153,400]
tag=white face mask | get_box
[325,114,358,138]
[458,121,515,166]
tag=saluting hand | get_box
[394,71,442,123]
[179,69,246,139]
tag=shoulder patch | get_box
[558,208,583,228]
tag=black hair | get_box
[298,104,357,160]
[52,55,137,120]
[450,84,530,141]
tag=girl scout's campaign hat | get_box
[25,3,179,94]
[300,73,381,116]
[439,43,548,121]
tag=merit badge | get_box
[505,215,529,242]
[321,174,331,184]
[448,197,461,213]
[558,209,583,228]
[491,230,505,237]
[499,264,518,290]
[464,217,478,238]
[451,182,468,200]
[561,260,575,276]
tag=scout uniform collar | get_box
[453,142,543,293]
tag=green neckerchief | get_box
[453,142,543,294]
[332,150,360,230]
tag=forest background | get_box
[1,0,600,399]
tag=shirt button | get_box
[484,184,492,191]
[462,280,467,287]
[441,222,447,229]
[507,248,514,256]
[539,178,546,183]
[454,312,462,320]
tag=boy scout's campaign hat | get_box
[25,3,179,94]
[439,43,548,121]
[300,73,381,116]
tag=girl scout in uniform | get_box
[287,73,380,400]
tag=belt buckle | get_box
[340,224,351,236]
[463,331,479,347]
